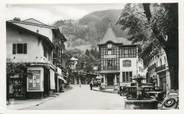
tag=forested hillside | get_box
[54,9,128,51]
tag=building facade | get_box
[98,27,139,89]
[6,18,64,99]
[141,43,170,93]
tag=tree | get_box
[118,3,178,90]
[143,3,178,90]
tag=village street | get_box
[23,85,124,110]
[5,3,179,110]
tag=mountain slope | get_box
[54,9,128,51]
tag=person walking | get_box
[89,81,93,90]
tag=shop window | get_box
[122,71,132,82]
[27,70,42,91]
[122,72,126,82]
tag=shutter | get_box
[23,43,27,54]
[13,44,16,54]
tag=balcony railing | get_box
[156,65,166,72]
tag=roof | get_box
[6,21,54,48]
[23,18,47,25]
[99,27,132,45]
[8,18,67,43]
[9,18,56,29]
[52,28,67,42]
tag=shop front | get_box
[8,74,27,99]
[27,67,44,98]
[27,64,57,98]
[157,71,167,92]
[100,71,119,89]
[55,67,67,92]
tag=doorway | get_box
[106,74,114,86]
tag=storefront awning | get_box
[58,76,67,83]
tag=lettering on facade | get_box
[104,55,116,58]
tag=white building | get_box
[6,18,63,98]
[141,43,171,93]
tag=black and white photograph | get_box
[2,0,181,111]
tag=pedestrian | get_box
[89,81,93,90]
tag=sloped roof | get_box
[99,27,131,45]
[100,27,117,44]
[23,18,47,25]
[9,18,56,29]
[117,37,132,45]
[6,21,54,48]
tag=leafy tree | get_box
[118,3,178,89]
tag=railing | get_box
[156,65,166,72]
[7,56,52,64]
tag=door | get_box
[106,74,114,86]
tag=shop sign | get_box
[104,55,116,58]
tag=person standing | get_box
[89,81,93,90]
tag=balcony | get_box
[7,56,52,64]
[156,65,166,72]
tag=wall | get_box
[50,69,55,90]
[6,26,51,63]
[119,58,138,86]
[14,23,53,42]
[146,47,171,92]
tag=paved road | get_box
[26,85,124,110]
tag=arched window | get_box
[107,43,112,49]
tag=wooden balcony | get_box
[156,65,166,72]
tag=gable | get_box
[23,18,46,25]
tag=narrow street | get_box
[25,85,124,110]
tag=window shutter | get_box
[24,43,27,54]
[13,44,16,54]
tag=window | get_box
[122,72,126,82]
[12,43,27,54]
[160,59,162,66]
[107,43,112,49]
[129,72,132,82]
[164,56,167,64]
[107,60,112,67]
[123,60,131,67]
[120,47,137,58]
[108,50,112,55]
[122,71,132,82]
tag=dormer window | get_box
[107,43,112,49]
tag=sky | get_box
[6,4,125,25]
